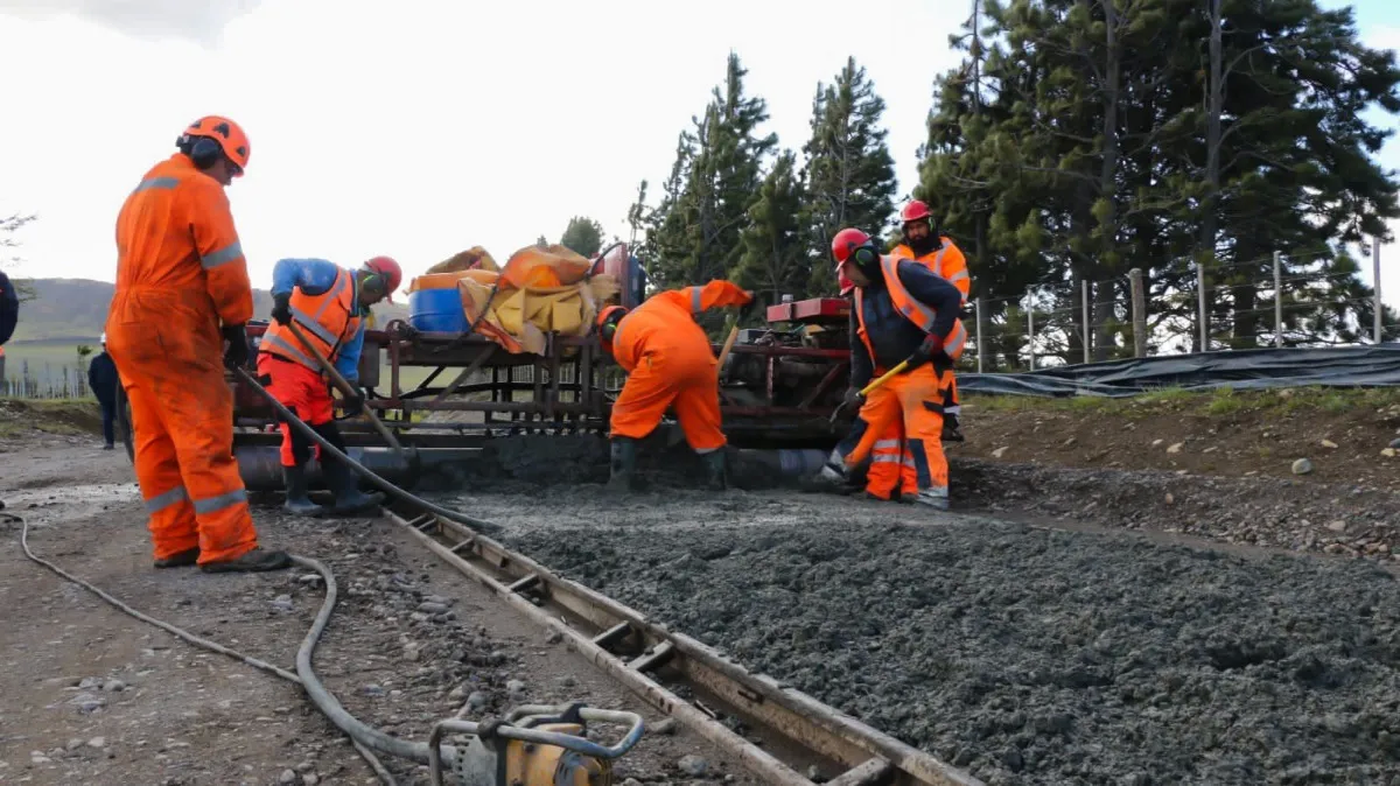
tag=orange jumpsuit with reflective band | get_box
[257,267,361,467]
[609,280,752,451]
[105,153,258,565]
[847,254,964,500]
[892,237,967,413]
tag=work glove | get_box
[221,324,250,369]
[842,386,865,409]
[271,292,292,326]
[340,392,365,418]
[902,334,947,373]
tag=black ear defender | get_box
[853,245,878,266]
[176,134,223,171]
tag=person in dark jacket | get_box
[0,269,19,389]
[88,333,121,449]
[0,269,17,348]
[819,228,967,510]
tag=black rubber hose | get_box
[233,367,502,537]
[4,510,403,785]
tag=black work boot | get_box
[282,464,326,516]
[606,438,637,492]
[941,414,965,443]
[701,450,727,491]
[200,548,293,573]
[154,547,200,569]
[321,459,386,516]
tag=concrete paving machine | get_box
[112,244,857,489]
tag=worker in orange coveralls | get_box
[105,115,290,573]
[596,280,754,492]
[256,255,402,517]
[820,228,967,509]
[890,199,970,442]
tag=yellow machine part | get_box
[504,723,611,786]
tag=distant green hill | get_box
[8,278,412,343]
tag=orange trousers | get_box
[256,353,334,467]
[836,365,950,500]
[609,348,725,452]
[106,292,259,565]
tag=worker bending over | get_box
[106,115,289,572]
[257,256,402,516]
[596,280,753,491]
[890,200,970,441]
[821,228,967,509]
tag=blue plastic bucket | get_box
[408,288,469,333]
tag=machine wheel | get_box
[114,383,135,464]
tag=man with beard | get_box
[890,199,970,441]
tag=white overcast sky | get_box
[1,0,1398,304]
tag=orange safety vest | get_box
[260,267,361,370]
[892,237,970,300]
[853,254,967,368]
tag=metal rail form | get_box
[388,504,983,786]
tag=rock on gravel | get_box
[488,489,1400,786]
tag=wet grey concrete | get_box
[423,440,1400,786]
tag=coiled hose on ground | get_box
[3,509,404,783]
[1,371,530,783]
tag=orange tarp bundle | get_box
[405,244,619,355]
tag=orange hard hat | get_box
[596,305,628,352]
[363,256,402,303]
[901,200,933,223]
[181,115,250,175]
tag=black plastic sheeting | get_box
[957,345,1400,398]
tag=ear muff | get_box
[853,246,879,266]
[189,137,223,171]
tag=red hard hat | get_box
[831,227,871,268]
[363,256,402,303]
[901,200,932,223]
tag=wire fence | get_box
[1,358,93,399]
[963,243,1390,372]
[3,242,1389,397]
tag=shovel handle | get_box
[859,360,909,397]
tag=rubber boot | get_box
[817,448,849,486]
[154,547,200,569]
[941,414,965,443]
[200,548,293,574]
[701,450,727,491]
[282,464,326,516]
[322,459,386,516]
[606,438,637,492]
[910,488,951,511]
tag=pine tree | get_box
[921,0,1400,361]
[802,56,898,294]
[559,216,605,257]
[735,150,809,306]
[647,53,777,293]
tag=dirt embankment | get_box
[0,398,104,441]
[946,388,1400,565]
[952,386,1400,490]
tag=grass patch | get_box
[964,385,1400,419]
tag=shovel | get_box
[828,358,909,425]
[285,321,408,461]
